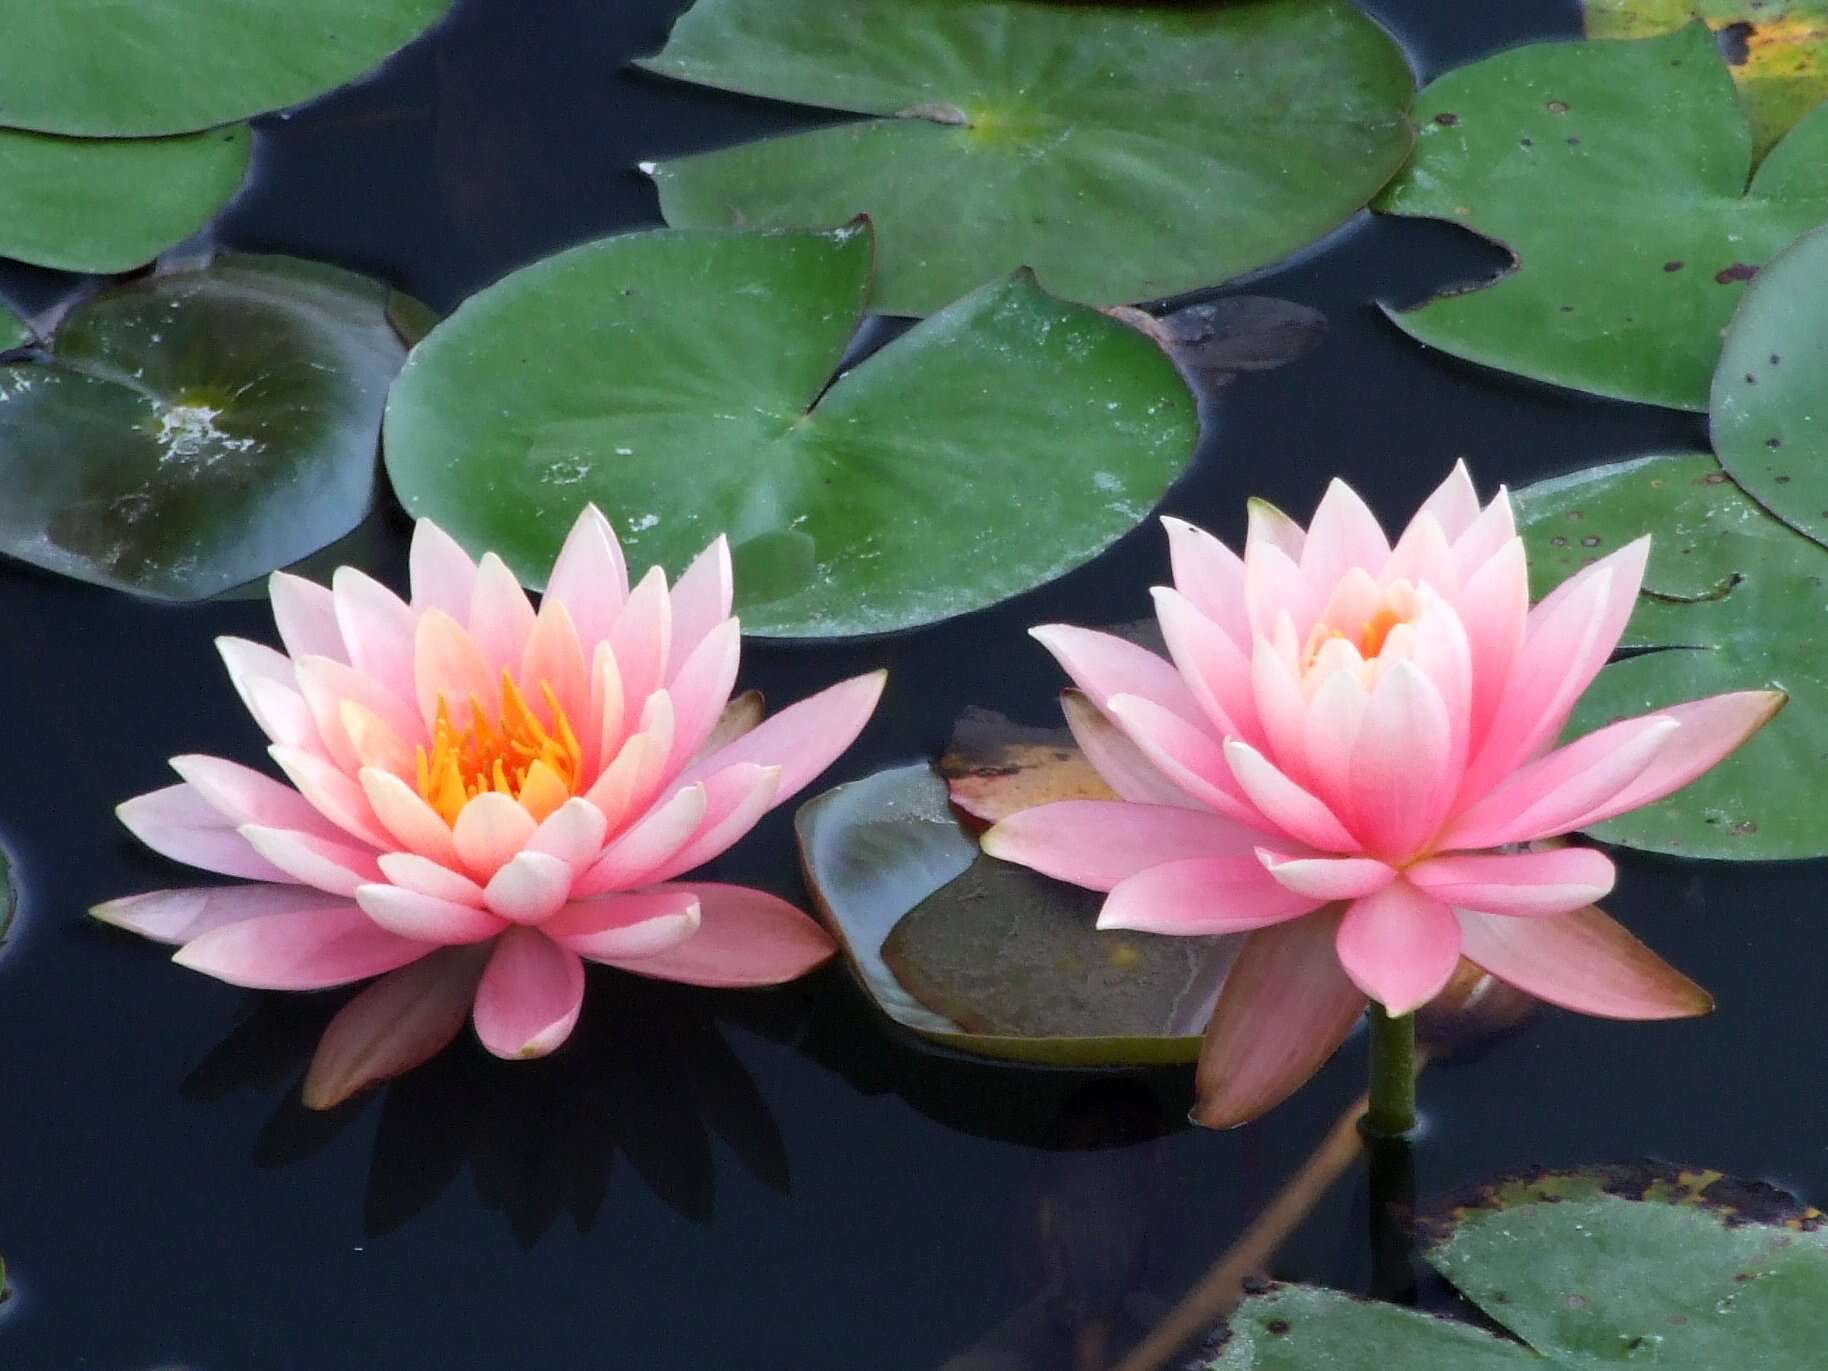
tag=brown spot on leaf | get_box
[1664,260,1685,272]
[1704,471,1729,485]
[1433,111,1460,126]
[1520,136,1535,147]
[1547,99,1570,113]
[1767,437,1783,449]
[1717,20,1755,65]
[1733,820,1758,835]
[1566,1294,1589,1310]
[1581,536,1601,547]
[1266,1319,1291,1335]
[1717,263,1760,284]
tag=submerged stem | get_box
[1364,1004,1418,1137]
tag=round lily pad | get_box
[0,0,455,137]
[794,761,1237,1066]
[1517,453,1822,858]
[0,255,407,600]
[1586,1,1828,159]
[384,224,1198,637]
[1377,25,1828,411]
[638,0,1415,315]
[0,124,250,273]
[1712,223,1828,544]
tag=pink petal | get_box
[607,565,672,737]
[472,928,585,1059]
[240,825,384,896]
[376,851,485,905]
[641,763,780,885]
[1566,691,1786,830]
[340,701,417,777]
[575,783,707,895]
[1098,857,1322,934]
[1107,694,1263,826]
[543,887,703,961]
[1243,540,1318,644]
[1441,715,1680,850]
[546,503,629,650]
[1248,628,1310,784]
[1453,537,1529,751]
[982,800,1261,892]
[519,596,590,732]
[241,673,320,753]
[91,883,350,945]
[526,797,611,870]
[450,791,538,877]
[1256,851,1395,901]
[665,617,742,772]
[294,655,423,772]
[412,608,496,734]
[585,639,626,777]
[1450,491,1517,581]
[331,567,418,705]
[268,745,392,849]
[1162,515,1251,648]
[1335,881,1461,1015]
[1416,460,1482,540]
[1300,478,1390,590]
[1347,660,1453,860]
[1193,909,1366,1129]
[1407,847,1616,918]
[359,768,462,868]
[1030,623,1204,725]
[174,903,431,989]
[169,753,347,842]
[1061,689,1199,808]
[1458,906,1713,1020]
[1301,668,1369,832]
[117,783,293,882]
[624,689,679,816]
[669,535,734,670]
[407,518,478,619]
[355,883,506,943]
[468,552,537,675]
[269,572,347,663]
[1223,738,1356,851]
[680,670,885,809]
[691,690,764,767]
[1245,497,1305,561]
[1153,586,1258,742]
[1382,511,1457,593]
[302,946,488,1109]
[483,851,575,925]
[594,883,835,986]
[584,731,653,833]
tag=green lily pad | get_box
[0,0,455,137]
[0,255,407,600]
[1586,1,1828,159]
[1206,1166,1828,1368]
[638,0,1415,316]
[1516,452,1823,858]
[1712,222,1828,544]
[1377,25,1828,411]
[384,223,1198,638]
[0,124,250,274]
[794,761,1236,1066]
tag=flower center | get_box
[416,672,584,826]
[1301,579,1421,677]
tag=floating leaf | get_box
[1205,1166,1828,1368]
[939,700,1117,825]
[384,224,1198,637]
[1712,222,1828,544]
[1586,0,1828,158]
[0,124,250,273]
[0,255,406,600]
[795,762,1235,1065]
[1377,26,1828,411]
[0,0,455,137]
[1105,297,1330,391]
[638,0,1415,315]
[1517,452,1823,858]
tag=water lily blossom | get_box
[981,465,1782,1128]
[96,507,883,1107]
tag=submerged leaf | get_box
[939,704,1117,825]
[1,303,27,354]
[0,844,15,950]
[0,256,407,600]
[1517,453,1821,857]
[639,0,1414,315]
[1378,26,1828,411]
[0,124,251,273]
[384,223,1198,637]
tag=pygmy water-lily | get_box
[981,464,1781,1132]
[95,506,883,1107]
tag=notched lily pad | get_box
[1377,26,1828,411]
[0,124,251,274]
[1517,452,1821,858]
[1586,0,1828,158]
[795,762,1235,1065]
[384,223,1198,638]
[1712,222,1828,546]
[1206,1166,1828,1368]
[639,0,1415,315]
[0,0,457,137]
[0,255,407,600]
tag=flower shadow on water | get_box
[182,968,804,1246]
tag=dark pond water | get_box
[3,2,1823,1368]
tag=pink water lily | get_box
[981,465,1781,1128]
[95,507,883,1108]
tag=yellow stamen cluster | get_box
[417,672,584,825]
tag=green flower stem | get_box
[1364,1004,1418,1138]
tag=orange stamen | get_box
[415,671,584,825]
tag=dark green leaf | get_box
[384,224,1198,637]
[640,0,1414,315]
[0,255,406,600]
[1378,26,1828,411]
[1517,452,1824,858]
[0,0,455,137]
[0,124,250,273]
